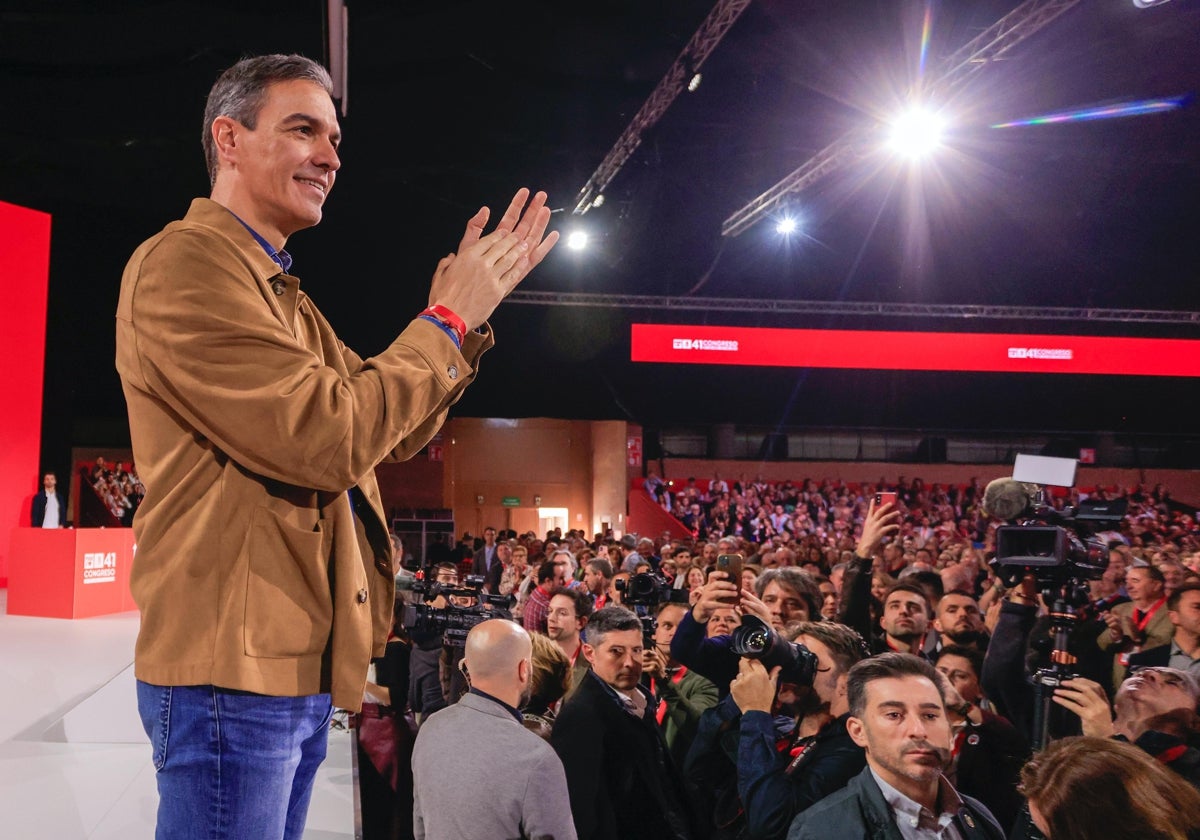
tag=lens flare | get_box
[992,95,1188,128]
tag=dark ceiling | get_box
[4,0,1200,471]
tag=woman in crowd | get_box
[1020,736,1200,839]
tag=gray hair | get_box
[202,54,333,185]
[585,606,642,646]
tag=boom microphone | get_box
[982,477,1037,521]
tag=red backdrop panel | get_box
[0,200,53,587]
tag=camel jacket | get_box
[116,198,490,709]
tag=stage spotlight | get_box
[566,230,589,251]
[592,193,605,208]
[688,72,702,93]
[888,107,945,158]
[776,216,798,235]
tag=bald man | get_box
[411,620,576,840]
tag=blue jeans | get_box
[137,681,333,840]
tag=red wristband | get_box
[421,305,466,345]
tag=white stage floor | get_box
[0,589,356,839]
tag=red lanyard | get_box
[654,667,688,725]
[1133,597,1167,633]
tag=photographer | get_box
[980,574,1114,746]
[726,621,868,840]
[643,601,719,767]
[670,568,816,694]
[403,563,506,720]
[1049,666,1200,785]
[407,562,463,721]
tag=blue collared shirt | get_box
[227,211,293,273]
[226,209,461,349]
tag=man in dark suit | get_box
[551,605,699,840]
[31,472,67,528]
[470,526,499,584]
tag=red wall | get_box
[1,200,53,586]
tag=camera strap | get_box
[653,666,688,725]
[783,734,819,776]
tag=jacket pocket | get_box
[243,506,333,657]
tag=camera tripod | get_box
[1029,582,1091,751]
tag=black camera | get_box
[729,615,817,687]
[991,497,1126,590]
[985,462,1128,750]
[614,572,688,648]
[615,571,689,608]
[399,575,512,648]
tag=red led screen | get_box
[630,323,1200,377]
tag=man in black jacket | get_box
[551,605,700,840]
[30,472,67,528]
[787,653,1003,840]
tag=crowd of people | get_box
[356,473,1200,840]
[82,456,144,526]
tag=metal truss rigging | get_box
[506,290,1200,326]
[572,0,753,216]
[721,0,1081,238]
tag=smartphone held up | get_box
[715,553,744,605]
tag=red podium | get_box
[6,528,137,618]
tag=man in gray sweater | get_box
[412,619,576,840]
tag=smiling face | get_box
[1125,567,1164,605]
[212,79,341,245]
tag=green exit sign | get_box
[502,496,521,507]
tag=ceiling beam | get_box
[572,0,754,216]
[506,290,1200,325]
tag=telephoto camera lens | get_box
[729,615,817,686]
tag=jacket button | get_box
[447,365,458,380]
[271,279,286,296]
[356,588,368,604]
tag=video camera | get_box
[398,573,513,648]
[615,571,690,647]
[729,615,817,687]
[984,454,1128,749]
[987,455,1126,591]
[616,571,689,608]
